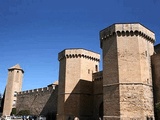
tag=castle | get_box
[2,23,160,120]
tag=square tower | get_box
[100,23,155,120]
[3,64,24,116]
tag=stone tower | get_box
[3,64,24,116]
[57,49,100,120]
[100,23,155,119]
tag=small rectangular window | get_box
[145,51,147,57]
[88,69,90,74]
[146,116,153,120]
[95,65,98,72]
[14,91,17,97]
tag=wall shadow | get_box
[40,86,58,120]
[64,79,93,120]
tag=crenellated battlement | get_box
[16,84,58,116]
[17,84,57,95]
[58,48,100,61]
[100,23,155,48]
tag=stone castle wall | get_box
[3,23,159,120]
[154,44,160,54]
[16,84,58,116]
[93,71,103,119]
[152,52,160,120]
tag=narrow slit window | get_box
[145,51,147,57]
[88,69,90,74]
[95,65,98,72]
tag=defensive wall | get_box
[152,44,160,120]
[154,44,160,54]
[16,84,58,117]
[92,71,103,119]
[3,23,160,120]
[15,74,103,120]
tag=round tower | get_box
[57,48,100,120]
[3,64,24,116]
[100,23,155,120]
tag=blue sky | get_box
[0,0,160,94]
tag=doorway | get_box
[99,102,103,120]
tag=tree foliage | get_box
[0,93,2,99]
[155,102,160,112]
[17,110,30,116]
[11,108,16,115]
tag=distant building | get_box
[2,23,160,120]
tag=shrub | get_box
[155,102,160,112]
[11,108,16,115]
[17,110,30,116]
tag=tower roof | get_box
[8,64,24,73]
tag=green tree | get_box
[11,108,16,115]
[0,93,1,99]
[17,110,30,116]
[155,102,160,112]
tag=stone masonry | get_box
[3,64,24,116]
[100,23,155,120]
[2,23,160,120]
[151,44,160,120]
[57,49,100,120]
[16,84,58,116]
